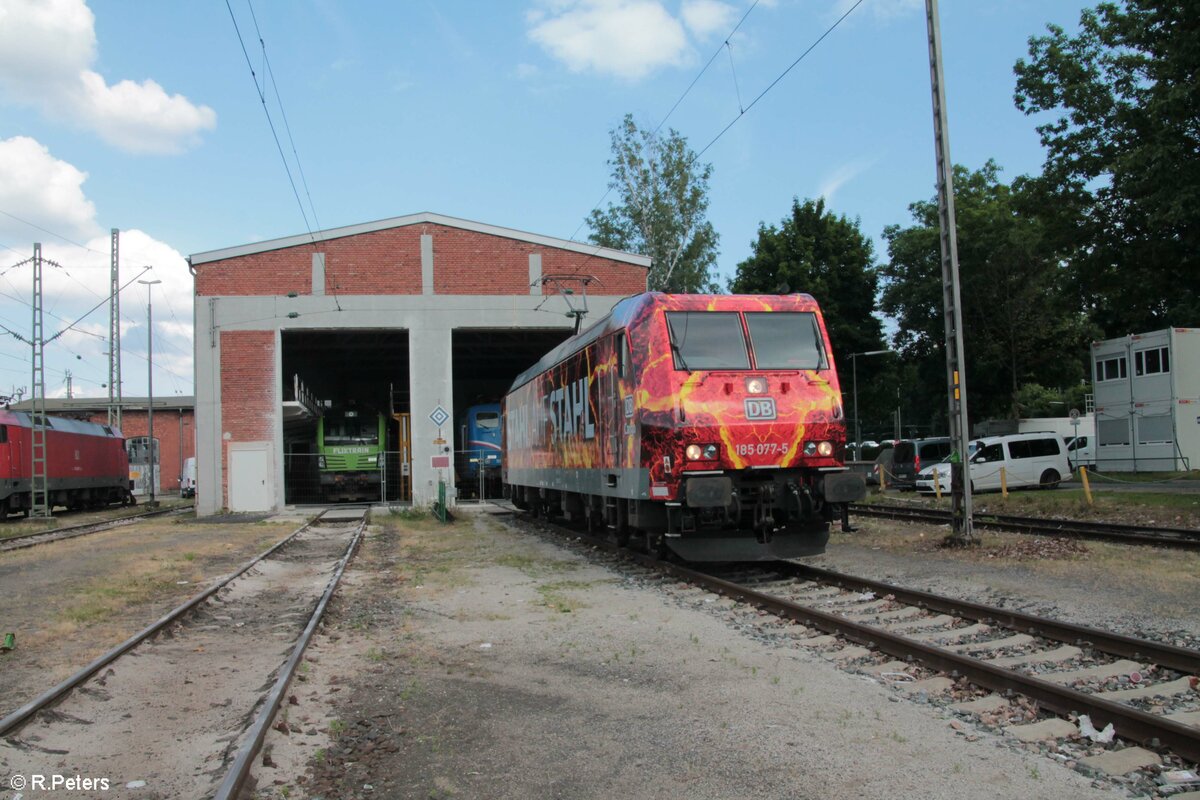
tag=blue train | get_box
[458,403,502,489]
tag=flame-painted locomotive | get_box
[0,409,132,517]
[502,293,865,561]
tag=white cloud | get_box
[527,0,690,80]
[817,157,876,204]
[681,0,736,40]
[0,136,99,242]
[0,138,194,397]
[0,0,216,153]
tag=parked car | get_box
[916,433,1069,494]
[890,437,953,489]
[866,447,894,487]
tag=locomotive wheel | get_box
[645,531,668,559]
[614,501,630,547]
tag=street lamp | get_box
[849,350,894,457]
[139,278,162,507]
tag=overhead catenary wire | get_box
[567,0,763,244]
[696,0,865,158]
[225,0,318,246]
[244,0,322,235]
[0,210,104,256]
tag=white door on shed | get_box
[228,443,273,511]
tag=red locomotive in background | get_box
[503,292,865,561]
[0,409,133,518]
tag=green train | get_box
[317,406,386,501]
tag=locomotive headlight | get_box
[745,377,768,394]
[817,441,834,457]
[803,442,817,456]
[318,455,326,469]
[685,444,719,461]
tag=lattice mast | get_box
[30,243,50,517]
[925,0,974,543]
[108,228,122,428]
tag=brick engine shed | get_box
[188,212,648,515]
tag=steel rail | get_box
[851,503,1200,549]
[774,563,1200,674]
[0,511,324,737]
[214,514,367,800]
[669,560,1200,762]
[0,504,195,552]
[521,517,1200,762]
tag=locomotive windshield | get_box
[745,312,828,369]
[323,412,379,445]
[666,312,751,370]
[475,411,500,429]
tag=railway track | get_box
[0,503,195,553]
[523,516,1200,778]
[0,508,366,799]
[851,502,1200,549]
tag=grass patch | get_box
[495,552,581,578]
[61,572,181,625]
[865,485,1200,525]
[535,579,603,613]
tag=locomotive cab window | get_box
[744,312,828,370]
[324,413,380,444]
[665,312,750,370]
[475,411,499,429]
[617,332,630,378]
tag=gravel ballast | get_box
[250,512,1127,800]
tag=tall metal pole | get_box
[139,278,162,507]
[30,243,49,518]
[109,229,122,429]
[850,350,893,455]
[852,354,860,454]
[926,0,974,543]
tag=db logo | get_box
[744,397,776,420]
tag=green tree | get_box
[729,198,887,427]
[587,114,719,293]
[880,162,1095,423]
[1014,1,1200,333]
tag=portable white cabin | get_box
[1091,327,1199,471]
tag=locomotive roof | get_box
[506,292,820,393]
[0,408,124,438]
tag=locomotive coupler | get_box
[785,481,813,523]
[752,485,776,543]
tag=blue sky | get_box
[0,0,1088,400]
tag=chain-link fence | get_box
[284,452,412,505]
[452,448,504,503]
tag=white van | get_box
[1065,435,1095,470]
[181,457,196,498]
[917,433,1070,494]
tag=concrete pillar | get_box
[408,325,454,506]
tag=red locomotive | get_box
[0,409,133,517]
[503,292,865,560]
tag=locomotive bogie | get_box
[503,293,866,561]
